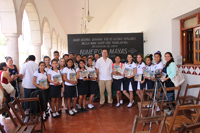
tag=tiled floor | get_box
[1,98,167,133]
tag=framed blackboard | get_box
[68,33,143,62]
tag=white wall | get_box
[99,0,200,96]
[15,0,67,43]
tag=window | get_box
[180,12,200,64]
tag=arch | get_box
[57,34,61,54]
[0,0,18,34]
[52,28,57,51]
[41,17,51,58]
[60,38,63,56]
[18,0,42,44]
[42,17,51,49]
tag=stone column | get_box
[33,43,42,64]
[4,33,19,67]
[46,48,51,58]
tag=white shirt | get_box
[86,65,96,81]
[145,64,154,72]
[62,67,76,86]
[33,70,48,85]
[20,61,38,89]
[136,62,146,74]
[95,57,113,80]
[45,67,50,73]
[123,62,137,77]
[76,68,88,80]
[47,69,62,85]
[112,63,124,79]
[152,61,164,72]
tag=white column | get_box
[4,33,19,67]
[46,48,51,58]
[33,43,42,64]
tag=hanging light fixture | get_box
[84,0,94,22]
[82,5,89,33]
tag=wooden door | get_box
[193,27,200,64]
[183,30,193,63]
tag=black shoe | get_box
[58,110,62,114]
[4,113,9,118]
[82,108,88,113]
[65,109,68,113]
[78,108,82,113]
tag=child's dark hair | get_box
[82,55,87,58]
[43,56,50,61]
[28,55,36,61]
[66,59,74,69]
[38,61,45,66]
[146,54,153,61]
[69,52,74,55]
[115,55,121,59]
[51,59,58,64]
[0,62,7,70]
[136,53,143,63]
[63,54,69,58]
[76,54,81,58]
[164,52,174,69]
[78,60,86,69]
[154,51,162,62]
[5,56,12,62]
[53,51,59,55]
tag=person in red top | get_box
[0,62,18,117]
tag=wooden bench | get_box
[0,104,35,133]
[132,112,167,133]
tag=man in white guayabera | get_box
[96,49,113,108]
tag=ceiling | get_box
[49,0,122,34]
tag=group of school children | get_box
[32,50,176,120]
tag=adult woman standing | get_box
[6,56,20,98]
[162,52,177,101]
[0,62,18,117]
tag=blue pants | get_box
[24,88,36,111]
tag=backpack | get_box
[112,63,123,69]
[30,90,47,114]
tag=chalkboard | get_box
[68,33,143,62]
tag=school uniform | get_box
[62,67,78,98]
[33,69,48,111]
[152,61,164,73]
[145,64,154,90]
[136,62,146,90]
[86,65,97,95]
[47,69,62,98]
[123,62,137,91]
[76,68,89,96]
[112,63,124,91]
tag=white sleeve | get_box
[47,69,51,75]
[142,62,146,69]
[76,68,79,72]
[158,62,164,70]
[132,63,137,69]
[95,60,100,69]
[62,68,68,74]
[19,64,26,75]
[33,71,38,77]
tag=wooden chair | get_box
[165,104,200,133]
[160,86,181,114]
[132,112,167,133]
[9,97,45,133]
[179,84,200,106]
[0,104,35,133]
[137,88,161,121]
[178,122,200,133]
